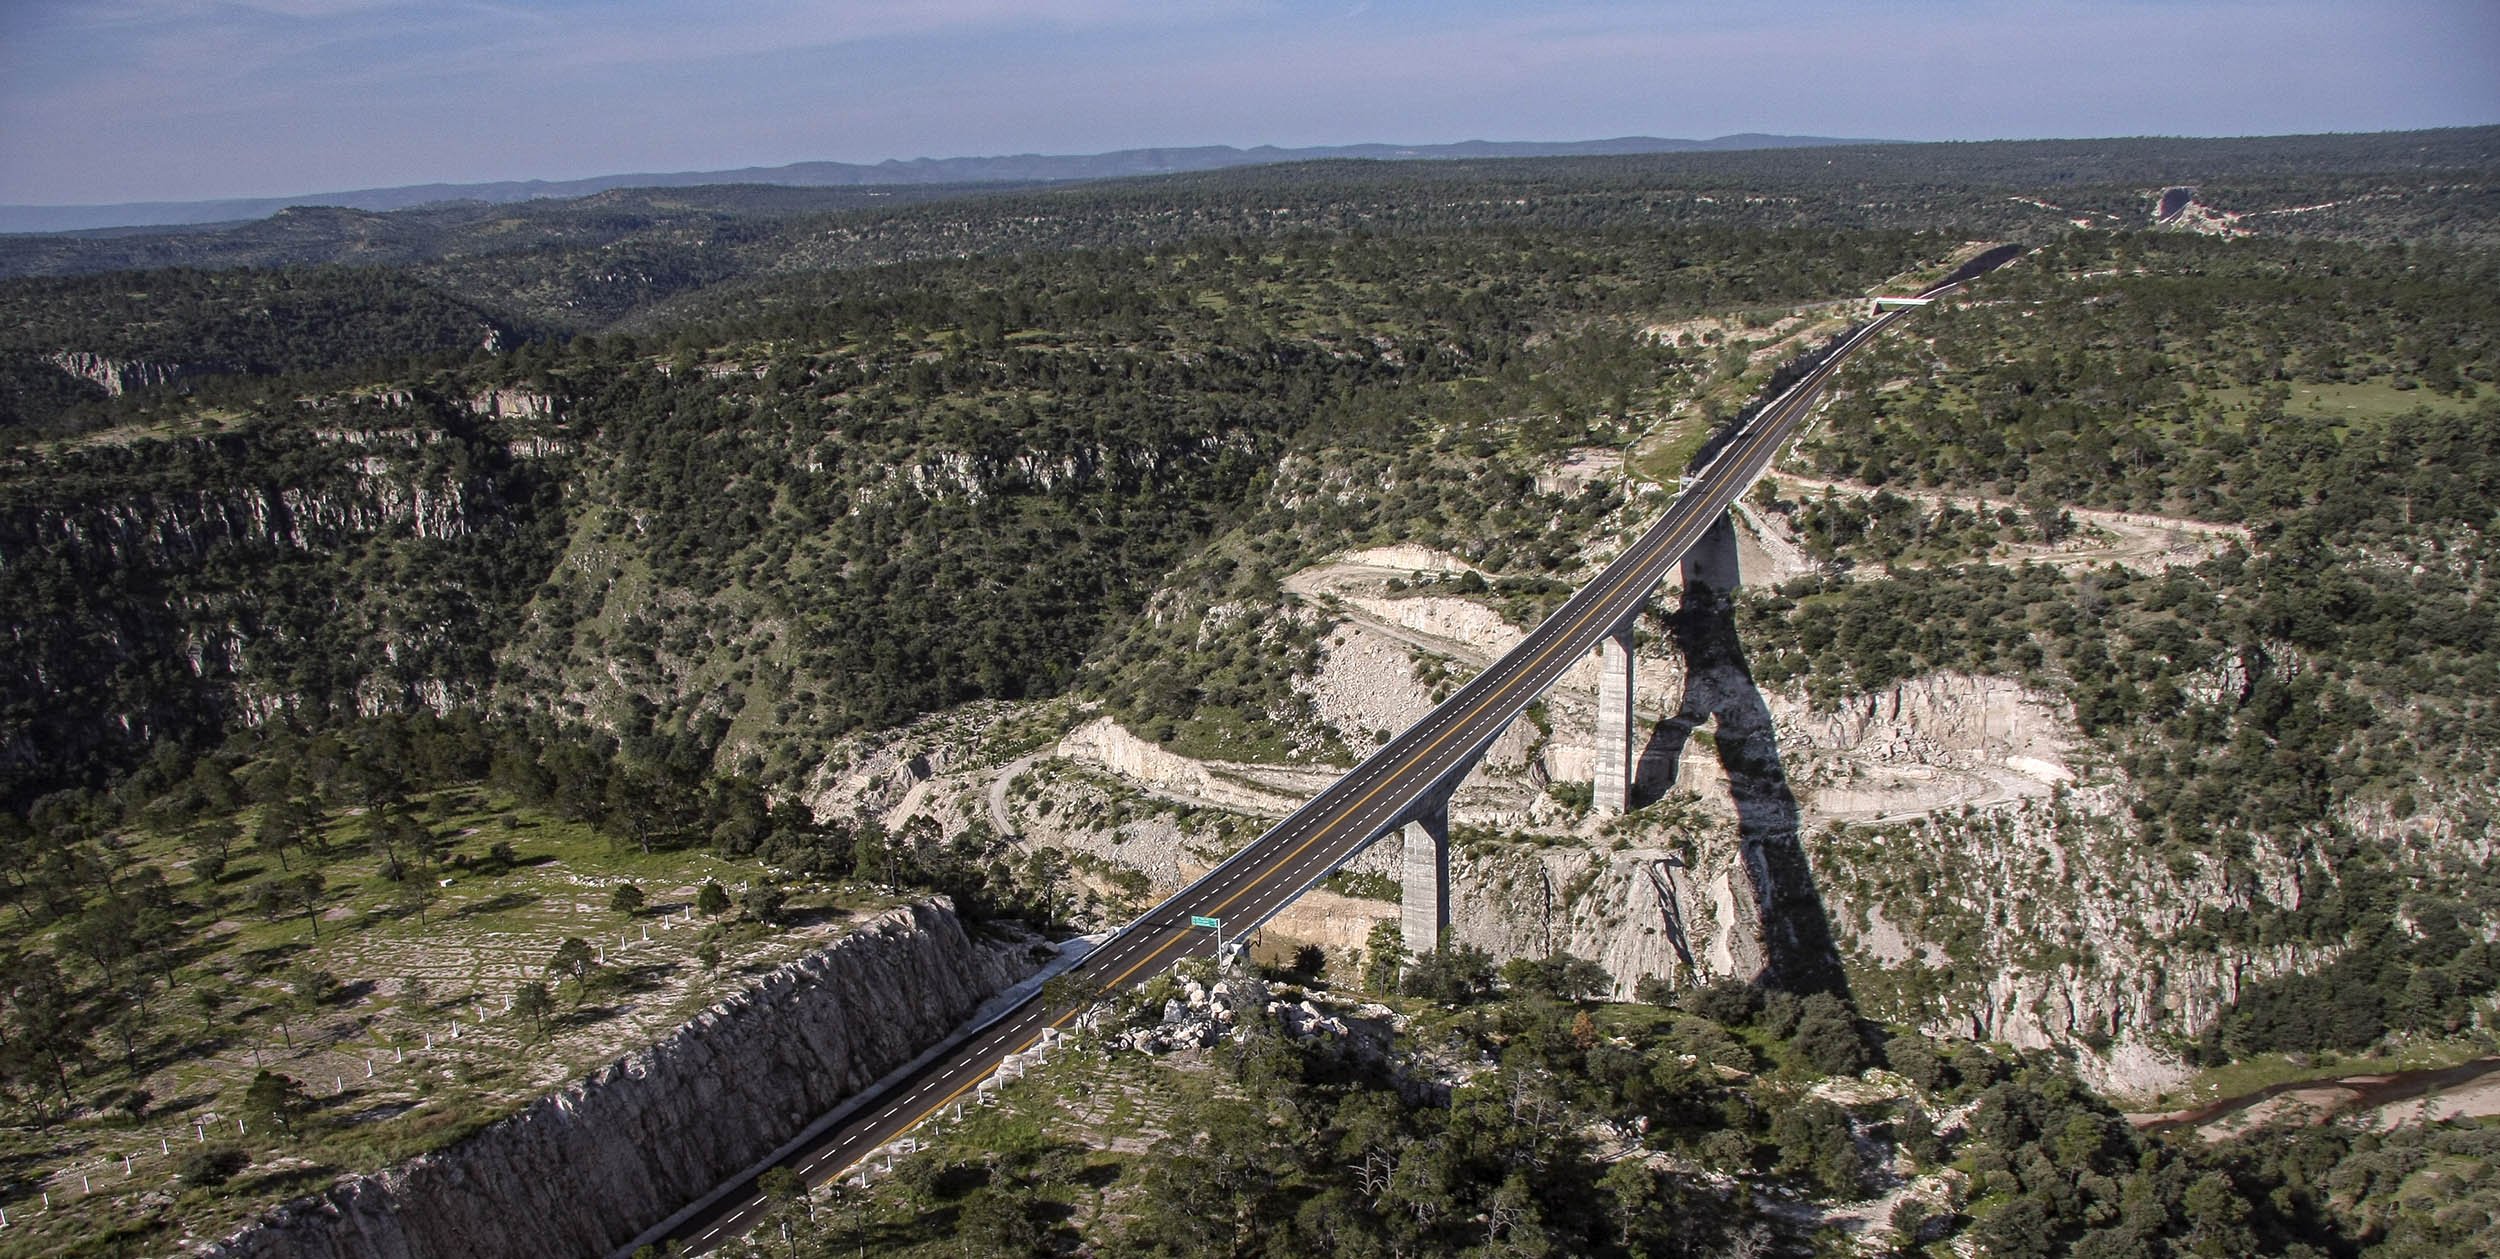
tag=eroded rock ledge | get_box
[203,900,1045,1259]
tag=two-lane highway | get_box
[659,262,2006,1256]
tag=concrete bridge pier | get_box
[1592,620,1637,816]
[1399,791,1452,954]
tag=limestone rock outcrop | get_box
[204,901,1044,1259]
[1056,716,1304,814]
[45,349,195,395]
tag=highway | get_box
[658,259,2007,1255]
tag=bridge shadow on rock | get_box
[1630,512,1849,997]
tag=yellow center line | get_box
[1206,518,1705,914]
[810,317,1874,1188]
[1175,324,1864,931]
[835,511,1700,1179]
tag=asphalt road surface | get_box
[659,262,2006,1256]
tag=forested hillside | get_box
[740,962,2500,1258]
[0,266,531,435]
[4,127,2494,444]
[1746,230,2500,1070]
[0,220,1939,805]
[3,131,2497,1257]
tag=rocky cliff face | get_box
[0,421,566,797]
[979,526,2355,1096]
[44,348,196,395]
[1056,716,1307,815]
[10,473,479,568]
[203,900,1043,1259]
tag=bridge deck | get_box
[658,258,2017,1255]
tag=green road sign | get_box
[1190,915,1221,929]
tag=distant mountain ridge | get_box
[0,135,1875,234]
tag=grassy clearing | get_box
[2196,378,2483,427]
[0,785,894,1259]
[1871,241,2005,298]
[1152,709,1310,765]
[2134,1036,2498,1112]
[41,406,247,454]
[1631,410,1713,485]
[1637,309,1857,487]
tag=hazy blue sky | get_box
[4,0,2495,205]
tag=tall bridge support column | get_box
[1592,622,1636,816]
[1400,792,1451,955]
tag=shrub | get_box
[1885,1036,1954,1093]
[180,1144,250,1187]
[1757,990,1803,1038]
[1682,978,1760,1027]
[1633,975,1676,1008]
[1792,992,1870,1075]
[740,884,787,926]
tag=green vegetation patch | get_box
[0,708,1099,1257]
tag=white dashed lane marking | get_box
[676,309,1919,1255]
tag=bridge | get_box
[657,251,2018,1254]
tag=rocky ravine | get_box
[1018,521,2286,1094]
[790,494,2320,1097]
[202,901,1045,1259]
[1007,520,2095,986]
